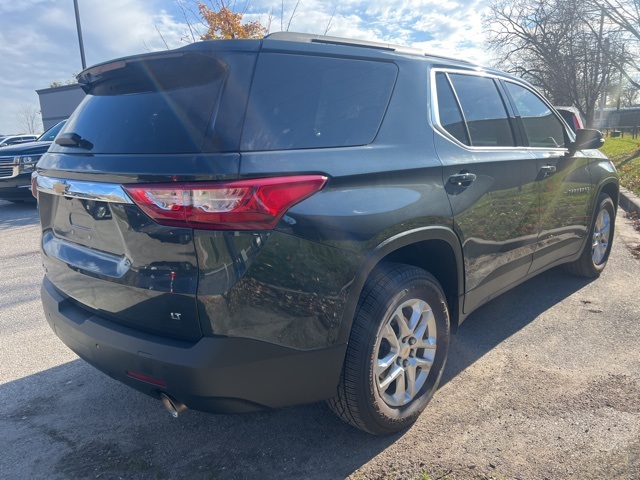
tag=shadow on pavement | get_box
[1,359,398,479]
[1,267,594,479]
[442,267,593,387]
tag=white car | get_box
[555,106,585,133]
[0,134,38,147]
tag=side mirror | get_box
[568,128,604,156]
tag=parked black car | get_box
[35,33,618,435]
[0,121,66,202]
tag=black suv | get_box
[0,120,66,202]
[35,33,618,435]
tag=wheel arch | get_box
[336,226,465,344]
[597,178,620,210]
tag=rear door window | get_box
[447,73,515,147]
[504,82,567,148]
[241,54,397,151]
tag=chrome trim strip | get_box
[36,175,133,204]
[0,156,19,179]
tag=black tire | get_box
[328,263,450,435]
[565,193,615,278]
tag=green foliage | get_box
[49,73,79,88]
[601,136,640,196]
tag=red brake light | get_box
[123,175,327,230]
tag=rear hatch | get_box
[36,42,258,342]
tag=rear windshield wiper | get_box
[55,132,94,150]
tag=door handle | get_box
[448,172,477,186]
[540,165,557,177]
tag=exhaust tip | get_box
[160,393,188,418]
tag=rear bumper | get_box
[42,276,346,413]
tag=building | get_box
[594,107,640,131]
[36,84,86,130]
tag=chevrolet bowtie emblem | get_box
[52,180,70,195]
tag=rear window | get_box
[53,53,228,154]
[241,54,397,151]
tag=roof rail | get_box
[263,32,424,56]
[263,32,478,66]
[423,52,476,65]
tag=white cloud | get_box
[79,1,187,60]
[0,0,491,133]
[249,0,489,58]
[0,0,191,133]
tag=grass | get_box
[600,135,640,196]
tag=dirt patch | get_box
[624,212,640,258]
[626,211,640,232]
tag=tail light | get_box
[31,173,38,200]
[123,175,327,230]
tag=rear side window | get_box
[435,73,470,146]
[504,82,567,148]
[447,74,515,147]
[241,54,397,151]
[53,53,229,154]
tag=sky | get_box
[0,0,491,134]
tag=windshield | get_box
[38,120,67,142]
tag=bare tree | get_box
[280,0,300,32]
[155,25,170,49]
[16,105,41,134]
[608,78,640,107]
[589,0,640,89]
[485,0,622,126]
[176,0,200,43]
[323,6,337,35]
[620,81,640,106]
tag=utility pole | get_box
[596,7,606,128]
[73,0,87,70]
[617,44,624,111]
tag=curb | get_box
[619,187,640,215]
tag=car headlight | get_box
[16,155,41,173]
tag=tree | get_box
[606,79,640,108]
[485,0,623,126]
[49,73,79,88]
[162,0,303,47]
[620,81,640,106]
[591,0,640,89]
[198,1,267,40]
[16,105,41,134]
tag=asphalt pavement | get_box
[1,199,638,479]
